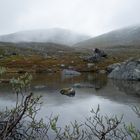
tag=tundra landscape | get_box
[0,0,140,140]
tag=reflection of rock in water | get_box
[73,73,107,90]
[87,73,107,90]
[112,80,140,96]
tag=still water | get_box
[0,73,140,128]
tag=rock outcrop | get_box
[108,59,140,80]
[107,63,121,73]
[83,48,107,62]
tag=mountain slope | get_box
[0,42,74,54]
[0,28,90,46]
[75,25,140,49]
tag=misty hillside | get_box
[0,28,90,46]
[75,25,140,49]
[0,42,73,54]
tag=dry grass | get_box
[0,50,139,73]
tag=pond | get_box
[0,72,140,129]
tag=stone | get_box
[60,64,65,68]
[99,70,107,74]
[107,63,121,73]
[94,48,107,57]
[83,48,107,63]
[60,88,75,97]
[71,61,74,64]
[108,59,140,80]
[62,69,81,75]
[87,63,95,68]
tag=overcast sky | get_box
[0,0,140,36]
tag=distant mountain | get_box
[0,28,90,46]
[0,42,74,55]
[75,25,140,49]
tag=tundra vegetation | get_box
[0,69,140,140]
[0,42,140,74]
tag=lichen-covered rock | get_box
[60,88,75,97]
[108,59,140,80]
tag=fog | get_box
[0,28,90,45]
[0,0,140,36]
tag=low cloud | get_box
[0,0,140,36]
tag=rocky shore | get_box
[0,48,140,79]
[108,58,140,80]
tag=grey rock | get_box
[99,70,107,74]
[94,48,107,57]
[107,63,121,73]
[108,59,140,80]
[62,69,81,75]
[83,48,107,63]
[87,63,95,68]
[83,54,103,62]
[60,64,65,68]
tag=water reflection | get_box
[0,73,140,128]
[85,73,107,90]
[0,73,140,103]
[112,80,140,96]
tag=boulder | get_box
[94,48,107,57]
[60,88,75,97]
[108,59,140,80]
[107,63,121,73]
[62,69,81,75]
[83,48,107,63]
[83,54,102,62]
